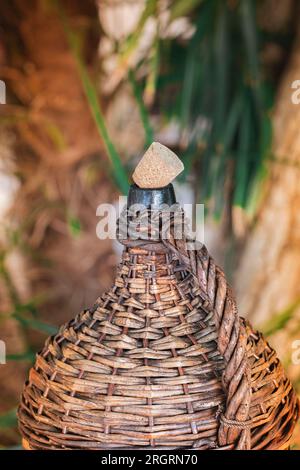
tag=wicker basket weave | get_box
[18,199,299,450]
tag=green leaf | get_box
[209,2,231,214]
[180,45,197,130]
[14,300,38,317]
[233,92,251,207]
[144,35,160,108]
[128,70,154,147]
[244,111,272,214]
[0,409,17,429]
[119,0,158,63]
[12,313,58,335]
[180,0,215,130]
[68,215,82,238]
[261,300,300,337]
[44,121,66,151]
[240,0,262,112]
[212,90,243,215]
[56,2,129,194]
[6,350,35,362]
[178,142,198,182]
[72,48,129,194]
[213,2,230,142]
[170,0,203,20]
[260,113,272,158]
[222,91,244,153]
[0,257,20,306]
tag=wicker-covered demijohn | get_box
[18,146,299,450]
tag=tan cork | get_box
[132,142,184,188]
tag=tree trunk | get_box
[235,30,300,358]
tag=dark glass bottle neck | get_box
[127,184,176,209]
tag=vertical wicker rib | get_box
[18,210,299,450]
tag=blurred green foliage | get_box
[58,0,130,194]
[57,0,277,213]
[0,0,295,448]
[261,300,300,337]
[124,0,275,214]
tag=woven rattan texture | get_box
[18,210,299,450]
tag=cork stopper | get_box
[132,142,184,188]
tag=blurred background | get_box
[1,0,300,449]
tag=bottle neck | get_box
[127,183,177,209]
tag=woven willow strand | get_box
[121,208,251,449]
[18,207,299,450]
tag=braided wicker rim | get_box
[18,209,299,449]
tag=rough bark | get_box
[235,31,300,338]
